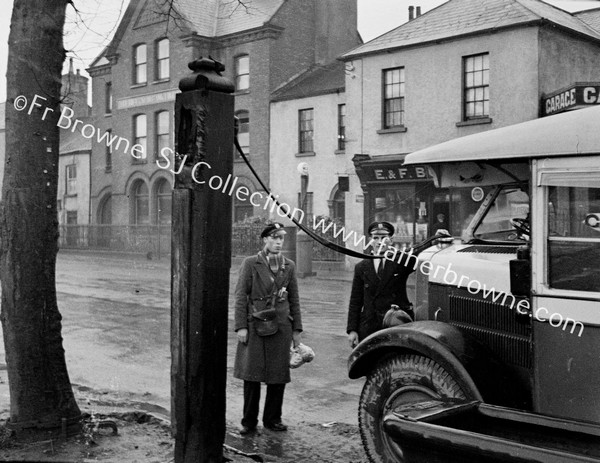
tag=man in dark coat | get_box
[347,221,417,347]
[233,222,303,435]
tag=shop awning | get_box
[404,105,600,165]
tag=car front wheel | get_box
[359,353,474,463]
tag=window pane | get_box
[135,182,149,225]
[235,55,249,90]
[134,115,147,159]
[548,185,600,291]
[466,102,475,117]
[136,115,147,136]
[157,111,169,134]
[158,39,169,59]
[465,57,474,72]
[137,63,147,84]
[157,180,172,225]
[237,56,249,74]
[474,187,529,240]
[466,88,475,102]
[466,73,474,88]
[159,60,169,80]
[136,45,146,63]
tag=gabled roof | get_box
[214,0,284,36]
[271,61,346,102]
[59,115,92,155]
[574,7,600,34]
[90,0,285,67]
[343,0,600,59]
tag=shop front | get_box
[353,154,489,246]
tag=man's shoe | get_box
[264,422,288,432]
[239,425,256,435]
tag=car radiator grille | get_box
[449,294,532,368]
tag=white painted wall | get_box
[269,92,355,228]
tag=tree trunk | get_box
[1,0,81,432]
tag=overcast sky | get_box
[1,0,599,103]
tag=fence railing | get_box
[58,224,172,258]
[59,223,345,261]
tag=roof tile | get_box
[574,8,600,34]
[271,61,346,101]
[343,0,600,58]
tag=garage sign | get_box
[543,84,600,116]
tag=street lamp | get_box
[296,162,315,277]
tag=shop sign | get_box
[543,84,600,116]
[367,165,431,182]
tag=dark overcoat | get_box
[233,253,303,384]
[347,256,415,342]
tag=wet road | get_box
[49,250,364,447]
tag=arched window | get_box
[235,110,249,157]
[98,194,112,247]
[155,179,172,225]
[99,194,112,225]
[133,181,149,224]
[156,38,169,80]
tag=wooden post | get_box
[171,58,234,463]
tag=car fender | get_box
[348,321,520,405]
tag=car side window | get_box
[547,184,600,292]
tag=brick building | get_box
[340,0,600,246]
[87,0,361,230]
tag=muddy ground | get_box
[0,251,373,462]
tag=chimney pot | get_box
[408,5,414,21]
[416,6,422,17]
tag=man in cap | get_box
[346,221,416,347]
[233,222,303,435]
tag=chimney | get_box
[408,5,414,21]
[416,6,422,17]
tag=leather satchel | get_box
[251,294,279,336]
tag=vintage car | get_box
[349,105,600,462]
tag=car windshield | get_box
[473,186,529,241]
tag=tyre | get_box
[359,354,474,463]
